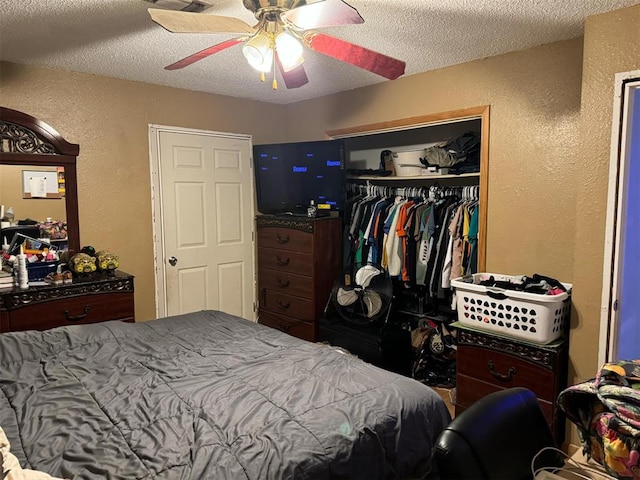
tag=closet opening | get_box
[321,106,489,382]
[326,105,489,272]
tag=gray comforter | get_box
[0,310,450,479]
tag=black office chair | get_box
[433,387,564,480]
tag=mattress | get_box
[0,310,450,479]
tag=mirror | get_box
[0,165,67,218]
[0,107,80,254]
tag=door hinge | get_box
[613,299,619,311]
[252,230,255,242]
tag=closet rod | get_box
[347,183,478,201]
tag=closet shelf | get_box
[347,172,480,181]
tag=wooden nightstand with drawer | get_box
[0,271,135,333]
[454,323,568,444]
[256,215,341,342]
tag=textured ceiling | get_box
[1,0,639,105]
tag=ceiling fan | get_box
[148,0,406,90]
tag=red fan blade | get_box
[304,32,405,80]
[148,8,255,34]
[276,54,309,89]
[165,38,244,70]
[282,0,363,30]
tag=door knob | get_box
[168,256,178,266]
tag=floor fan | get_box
[330,264,393,327]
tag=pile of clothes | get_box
[558,360,640,479]
[459,273,568,295]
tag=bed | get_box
[0,310,450,479]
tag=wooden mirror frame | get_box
[0,107,80,253]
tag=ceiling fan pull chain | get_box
[272,55,278,90]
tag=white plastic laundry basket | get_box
[451,273,572,344]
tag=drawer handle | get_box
[277,300,291,310]
[277,278,290,288]
[487,360,516,381]
[277,318,300,332]
[276,256,290,266]
[63,305,92,321]
[276,234,290,244]
[276,319,291,332]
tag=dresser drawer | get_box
[7,292,134,332]
[258,227,312,253]
[258,310,315,342]
[258,268,313,299]
[457,344,555,400]
[456,374,554,427]
[260,290,313,322]
[258,247,313,276]
[255,216,340,344]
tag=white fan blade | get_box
[149,8,255,34]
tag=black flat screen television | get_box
[253,139,345,215]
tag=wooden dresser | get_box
[0,271,135,333]
[454,323,568,444]
[256,215,341,342]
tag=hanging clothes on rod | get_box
[344,180,479,305]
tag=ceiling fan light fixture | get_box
[275,31,304,72]
[150,0,406,89]
[242,32,274,73]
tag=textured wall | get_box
[574,5,640,377]
[0,61,288,321]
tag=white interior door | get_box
[150,125,255,320]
